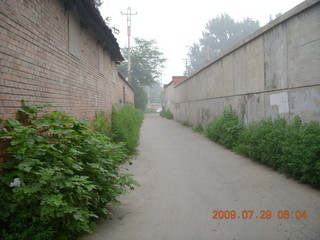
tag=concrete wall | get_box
[0,0,127,120]
[163,81,175,112]
[165,0,320,126]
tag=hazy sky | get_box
[99,0,304,84]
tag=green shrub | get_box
[111,104,143,154]
[92,110,111,135]
[206,106,244,149]
[0,104,138,240]
[235,118,287,168]
[193,124,204,133]
[160,109,173,119]
[234,116,320,188]
[279,119,320,187]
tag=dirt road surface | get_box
[79,114,320,240]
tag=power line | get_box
[121,7,137,84]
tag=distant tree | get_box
[186,13,260,74]
[119,38,166,87]
[148,84,163,104]
[134,85,148,110]
[269,13,283,22]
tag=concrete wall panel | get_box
[264,24,288,90]
[265,91,290,119]
[233,47,247,95]
[165,1,320,126]
[247,93,265,123]
[246,37,265,93]
[289,86,320,122]
[287,5,320,88]
[222,55,234,96]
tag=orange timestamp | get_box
[212,210,308,220]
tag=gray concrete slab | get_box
[79,114,320,240]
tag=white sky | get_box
[99,0,305,84]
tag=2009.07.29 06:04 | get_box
[212,210,308,220]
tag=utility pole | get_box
[121,7,137,84]
[182,58,189,76]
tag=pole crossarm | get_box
[121,7,137,84]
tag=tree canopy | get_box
[119,38,166,87]
[186,13,260,75]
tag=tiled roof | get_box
[65,0,124,62]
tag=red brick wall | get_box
[0,0,119,120]
[114,74,134,105]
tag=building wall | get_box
[0,0,121,120]
[114,74,134,105]
[165,0,320,126]
[163,82,175,113]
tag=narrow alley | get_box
[79,114,320,240]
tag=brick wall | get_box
[0,0,122,120]
[114,74,134,105]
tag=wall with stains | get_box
[164,0,320,126]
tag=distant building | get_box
[0,0,133,120]
[163,76,186,115]
[117,73,134,105]
[172,76,187,86]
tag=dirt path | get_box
[79,114,320,240]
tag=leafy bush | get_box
[279,119,320,187]
[206,108,320,189]
[111,104,143,154]
[206,106,244,149]
[0,104,138,240]
[160,109,173,119]
[92,110,111,136]
[236,117,320,188]
[235,118,287,168]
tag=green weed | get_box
[160,109,173,119]
[206,106,244,149]
[111,104,143,154]
[193,124,204,133]
[207,106,320,189]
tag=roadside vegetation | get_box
[205,106,320,189]
[193,124,204,133]
[0,103,142,240]
[110,105,144,154]
[160,109,173,119]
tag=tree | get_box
[185,13,260,74]
[119,38,166,87]
[148,84,163,104]
[269,13,283,22]
[134,85,148,110]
